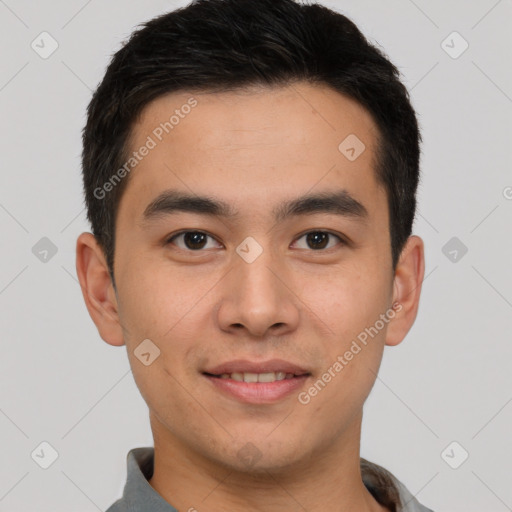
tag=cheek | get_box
[117,262,208,363]
[313,264,389,336]
[310,265,390,393]
[131,360,201,437]
[123,311,201,428]
[117,262,199,341]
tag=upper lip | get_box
[203,359,310,376]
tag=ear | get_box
[385,235,425,347]
[75,232,125,346]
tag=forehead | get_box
[118,82,385,226]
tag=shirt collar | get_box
[119,447,177,511]
[111,447,429,512]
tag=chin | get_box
[219,438,309,476]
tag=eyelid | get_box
[165,229,347,251]
[165,230,222,249]
[293,229,346,245]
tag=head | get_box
[77,0,424,475]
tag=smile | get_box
[203,372,310,403]
[208,371,298,382]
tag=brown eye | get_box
[293,231,343,251]
[166,231,220,251]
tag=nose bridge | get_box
[216,234,298,336]
[234,235,283,307]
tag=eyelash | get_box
[165,230,347,252]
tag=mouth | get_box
[203,371,308,382]
[202,364,312,404]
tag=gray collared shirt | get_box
[106,447,434,512]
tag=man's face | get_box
[113,83,396,471]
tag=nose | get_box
[216,243,300,338]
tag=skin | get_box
[76,82,424,512]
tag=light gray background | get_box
[1,1,511,511]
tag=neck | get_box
[148,412,390,512]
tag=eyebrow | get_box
[141,189,369,224]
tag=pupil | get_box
[182,232,329,250]
[185,232,206,250]
[307,232,328,249]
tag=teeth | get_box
[218,371,292,382]
[243,372,258,383]
[258,372,278,382]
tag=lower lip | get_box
[203,374,310,404]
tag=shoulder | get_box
[104,498,126,512]
[392,478,435,512]
[361,458,435,512]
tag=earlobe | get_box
[75,232,125,346]
[385,235,425,347]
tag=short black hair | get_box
[81,0,421,283]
